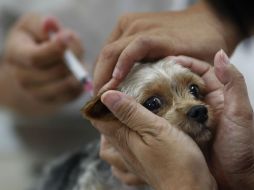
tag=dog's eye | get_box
[143,96,162,113]
[189,84,200,98]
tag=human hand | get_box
[99,135,146,186]
[95,2,240,184]
[174,50,254,190]
[1,13,84,114]
[92,91,217,190]
[93,1,241,94]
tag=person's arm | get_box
[0,13,84,115]
[206,0,254,36]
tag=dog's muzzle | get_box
[187,105,208,123]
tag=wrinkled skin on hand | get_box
[96,50,254,190]
[174,51,254,190]
[93,2,240,94]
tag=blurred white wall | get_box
[231,37,254,107]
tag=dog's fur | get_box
[39,58,214,190]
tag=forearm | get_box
[189,1,242,56]
[205,0,254,37]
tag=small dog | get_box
[39,58,214,190]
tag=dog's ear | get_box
[81,94,115,121]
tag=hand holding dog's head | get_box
[82,58,214,147]
[82,85,215,190]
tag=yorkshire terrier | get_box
[39,58,214,190]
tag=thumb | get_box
[19,14,60,42]
[101,90,166,135]
[214,50,253,120]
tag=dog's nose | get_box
[187,105,208,123]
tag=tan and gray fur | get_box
[39,58,214,190]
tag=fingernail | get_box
[219,49,230,65]
[101,91,122,111]
[99,79,119,95]
[112,67,122,79]
[165,56,176,61]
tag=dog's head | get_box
[81,58,214,147]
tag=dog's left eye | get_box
[143,96,162,113]
[189,84,200,98]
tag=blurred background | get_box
[0,0,253,190]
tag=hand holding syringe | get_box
[50,32,93,96]
[63,49,93,94]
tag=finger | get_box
[93,38,132,94]
[19,16,81,68]
[9,32,69,69]
[214,50,253,120]
[29,75,82,103]
[173,56,224,116]
[101,90,167,134]
[23,30,81,69]
[100,136,129,172]
[94,15,135,92]
[93,121,142,179]
[111,166,146,186]
[11,62,70,88]
[27,30,78,69]
[112,36,173,82]
[64,30,84,60]
[173,56,211,76]
[19,14,60,42]
[42,16,61,34]
[173,55,223,92]
[104,21,123,44]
